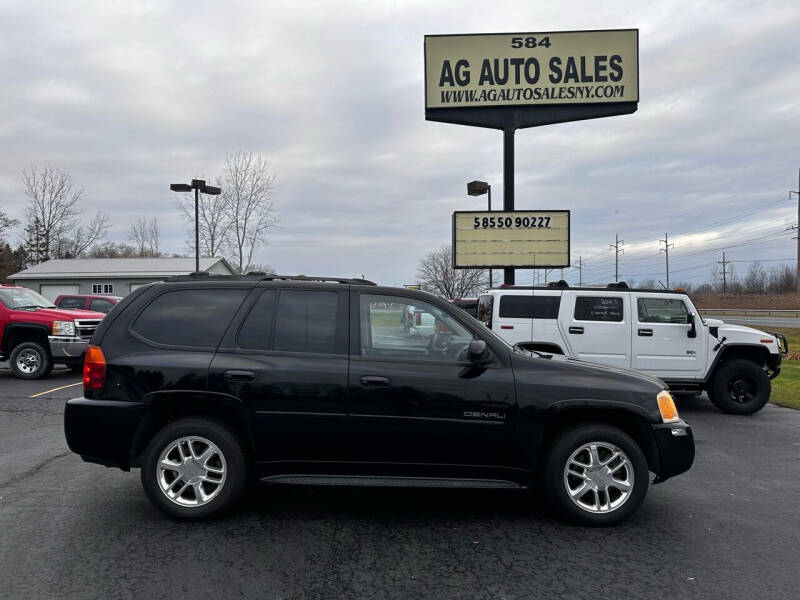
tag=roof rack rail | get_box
[163,273,376,285]
[547,280,569,288]
[606,281,629,289]
[258,274,377,285]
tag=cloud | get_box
[0,0,798,287]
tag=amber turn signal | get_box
[657,390,680,424]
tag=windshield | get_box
[0,288,56,309]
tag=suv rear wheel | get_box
[709,359,770,415]
[9,341,53,380]
[544,424,649,526]
[140,418,248,520]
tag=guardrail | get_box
[701,309,800,318]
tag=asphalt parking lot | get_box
[1,368,798,600]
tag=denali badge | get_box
[464,411,506,420]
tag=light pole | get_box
[467,180,493,288]
[170,179,222,273]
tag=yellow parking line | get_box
[29,381,83,398]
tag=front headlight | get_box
[657,390,680,423]
[52,320,76,337]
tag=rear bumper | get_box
[48,336,89,364]
[650,420,695,482]
[64,397,148,470]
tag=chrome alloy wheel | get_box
[563,442,634,514]
[156,436,227,507]
[15,349,41,374]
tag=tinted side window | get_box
[274,290,339,354]
[59,297,85,309]
[574,296,624,322]
[132,289,247,348]
[637,297,689,323]
[477,295,493,327]
[237,290,276,350]
[90,298,115,313]
[499,295,561,319]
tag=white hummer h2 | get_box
[476,283,786,415]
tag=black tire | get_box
[708,359,770,415]
[140,418,248,520]
[543,424,649,526]
[9,341,53,380]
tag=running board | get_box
[261,474,524,489]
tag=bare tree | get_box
[222,152,278,273]
[0,209,17,243]
[89,242,138,258]
[127,216,161,257]
[244,263,276,274]
[417,244,487,299]
[743,262,767,294]
[58,211,110,258]
[176,178,231,258]
[21,165,109,261]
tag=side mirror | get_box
[467,339,489,363]
[687,313,697,338]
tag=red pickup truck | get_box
[0,284,105,379]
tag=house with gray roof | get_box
[8,257,235,300]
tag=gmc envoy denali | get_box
[64,274,694,525]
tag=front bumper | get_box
[64,397,148,470]
[48,336,89,363]
[651,420,695,482]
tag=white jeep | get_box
[477,283,786,415]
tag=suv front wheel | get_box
[544,424,649,526]
[140,418,248,520]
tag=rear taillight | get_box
[83,345,106,390]
[415,313,421,326]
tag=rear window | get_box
[574,296,624,322]
[498,295,561,319]
[132,289,247,348]
[58,297,85,310]
[90,298,115,313]
[273,290,341,354]
[477,295,494,327]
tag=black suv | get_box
[64,275,694,525]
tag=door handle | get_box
[224,369,255,382]
[638,329,653,337]
[568,326,584,335]
[360,376,390,387]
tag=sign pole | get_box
[503,120,516,285]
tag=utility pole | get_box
[574,256,583,285]
[610,234,624,282]
[793,168,800,294]
[718,251,729,293]
[659,233,674,289]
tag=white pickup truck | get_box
[477,283,786,415]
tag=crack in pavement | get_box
[1,451,72,489]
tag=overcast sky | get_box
[1,0,799,286]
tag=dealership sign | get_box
[425,30,638,110]
[453,210,570,269]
